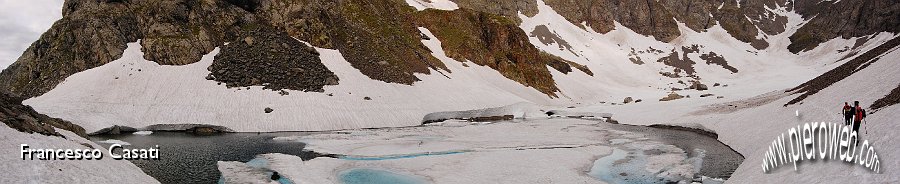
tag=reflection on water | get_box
[339,168,426,184]
[90,132,313,184]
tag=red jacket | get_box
[855,106,866,121]
[843,104,852,116]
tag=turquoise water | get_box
[339,168,425,184]
[338,151,467,161]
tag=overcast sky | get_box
[0,0,64,70]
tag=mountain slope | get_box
[0,0,897,133]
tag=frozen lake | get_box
[90,119,743,183]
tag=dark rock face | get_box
[0,90,87,138]
[449,0,541,23]
[256,0,449,85]
[416,9,590,96]
[210,27,338,92]
[786,37,900,106]
[543,0,680,42]
[0,0,466,98]
[541,0,790,45]
[0,0,896,100]
[0,0,249,98]
[789,0,900,53]
[225,0,261,12]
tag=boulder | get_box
[659,92,685,101]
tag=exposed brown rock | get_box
[450,0,540,21]
[0,90,87,138]
[530,25,575,55]
[870,84,900,112]
[543,0,681,42]
[700,52,738,73]
[660,92,685,101]
[689,81,709,91]
[257,0,449,85]
[657,46,698,76]
[416,9,581,96]
[0,0,249,98]
[786,37,900,106]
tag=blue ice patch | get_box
[339,168,425,184]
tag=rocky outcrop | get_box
[451,0,540,20]
[209,27,338,92]
[786,37,900,106]
[0,0,587,98]
[543,0,680,42]
[90,125,138,135]
[789,0,900,53]
[660,92,685,102]
[542,0,789,45]
[871,84,900,112]
[416,9,591,96]
[0,0,895,100]
[0,90,87,138]
[0,0,249,98]
[657,45,737,79]
[255,0,448,85]
[700,52,737,73]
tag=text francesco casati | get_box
[20,144,160,160]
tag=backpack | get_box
[855,106,866,121]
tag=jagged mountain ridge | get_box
[0,0,898,133]
[1,0,897,99]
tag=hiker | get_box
[850,101,866,144]
[843,102,853,126]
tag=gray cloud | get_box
[0,0,64,70]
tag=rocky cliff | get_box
[0,0,897,99]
